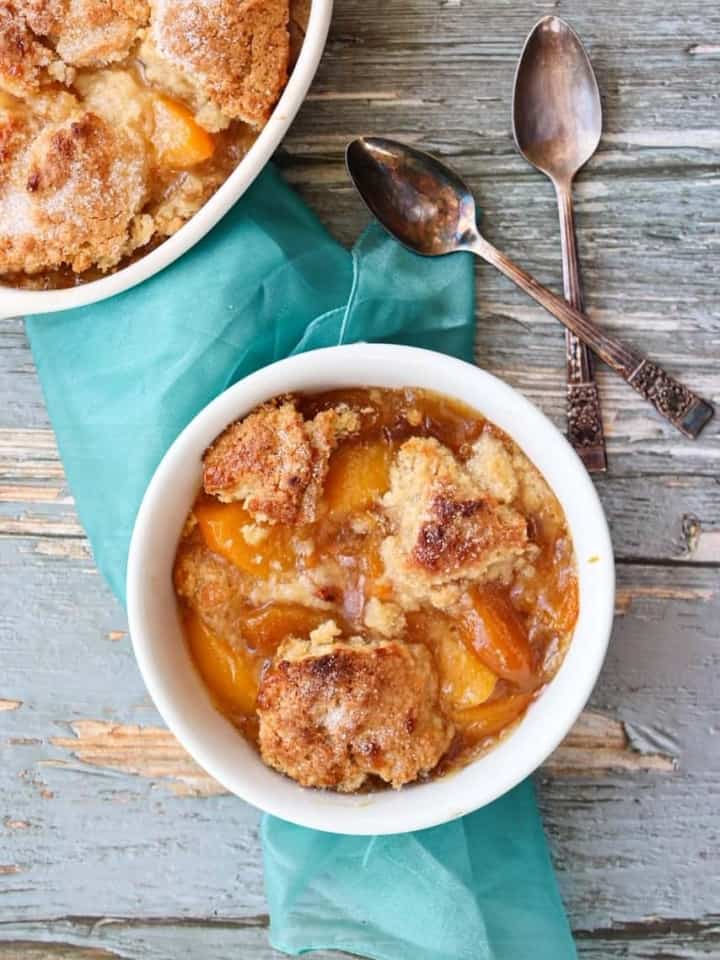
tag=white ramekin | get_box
[127,344,615,835]
[0,0,333,321]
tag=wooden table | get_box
[1,2,718,957]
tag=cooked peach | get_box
[239,604,328,657]
[323,441,391,515]
[464,587,536,689]
[552,573,579,634]
[433,628,497,711]
[151,94,214,168]
[194,496,295,578]
[455,692,534,740]
[185,611,258,715]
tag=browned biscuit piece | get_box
[20,0,149,67]
[173,539,248,639]
[0,107,151,274]
[0,1,55,98]
[147,0,290,126]
[257,623,454,791]
[203,401,359,524]
[381,437,533,610]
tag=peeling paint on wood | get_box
[615,584,714,615]
[0,486,70,505]
[0,518,84,538]
[0,700,22,712]
[0,945,121,960]
[28,540,91,561]
[3,820,30,831]
[46,722,225,798]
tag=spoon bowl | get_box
[512,16,602,182]
[345,137,480,256]
[345,135,713,439]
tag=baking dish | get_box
[127,343,615,835]
[0,0,333,321]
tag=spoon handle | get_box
[555,184,607,472]
[470,234,714,439]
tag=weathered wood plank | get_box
[1,916,719,960]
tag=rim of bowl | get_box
[127,344,615,834]
[0,0,334,321]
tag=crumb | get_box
[363,597,406,639]
[241,523,269,546]
[143,0,289,126]
[405,407,422,427]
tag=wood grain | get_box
[2,0,719,957]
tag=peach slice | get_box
[323,441,392,515]
[151,94,214,168]
[184,611,258,716]
[433,628,497,711]
[454,692,534,740]
[240,604,328,657]
[194,496,295,578]
[464,587,536,689]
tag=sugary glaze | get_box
[0,0,307,289]
[173,387,579,791]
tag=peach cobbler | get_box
[0,0,304,288]
[173,388,579,791]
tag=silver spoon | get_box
[513,15,607,473]
[345,136,714,440]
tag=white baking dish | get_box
[0,0,333,321]
[127,343,615,835]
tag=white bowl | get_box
[127,343,615,835]
[0,0,333,321]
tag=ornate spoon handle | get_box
[469,234,714,439]
[555,184,607,472]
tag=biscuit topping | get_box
[0,0,291,280]
[173,387,580,791]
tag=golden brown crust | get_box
[257,628,454,791]
[202,401,359,524]
[0,1,55,98]
[173,538,248,638]
[466,430,519,504]
[18,0,149,67]
[1,0,293,279]
[381,437,533,610]
[0,109,32,187]
[203,401,313,523]
[149,0,290,125]
[0,108,150,274]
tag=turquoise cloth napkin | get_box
[24,164,577,960]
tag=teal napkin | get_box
[24,164,576,959]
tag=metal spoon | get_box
[345,136,714,440]
[513,15,607,473]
